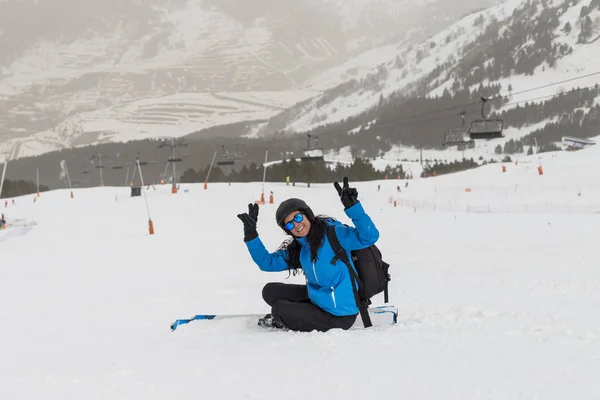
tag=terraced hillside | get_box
[0,0,497,158]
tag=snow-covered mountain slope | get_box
[1,141,599,400]
[0,0,498,159]
[254,0,600,160]
[0,91,319,159]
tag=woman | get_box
[237,177,380,332]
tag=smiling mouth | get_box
[296,225,304,233]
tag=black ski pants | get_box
[262,282,357,332]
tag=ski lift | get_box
[90,153,105,169]
[110,153,124,170]
[300,134,325,162]
[128,153,158,167]
[111,159,124,170]
[468,97,504,140]
[443,129,475,149]
[156,139,188,164]
[167,150,192,164]
[442,111,475,148]
[160,161,171,182]
[216,144,244,166]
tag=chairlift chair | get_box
[442,128,474,148]
[216,159,235,166]
[132,152,159,167]
[216,144,244,166]
[456,141,476,151]
[109,153,125,170]
[300,148,325,162]
[129,159,154,167]
[300,134,325,162]
[468,97,504,140]
[442,112,475,148]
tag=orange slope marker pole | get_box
[136,158,154,235]
[60,159,74,199]
[204,150,217,190]
[533,136,544,176]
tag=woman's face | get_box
[283,211,311,237]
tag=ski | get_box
[170,305,398,331]
[170,313,264,331]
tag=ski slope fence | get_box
[428,182,600,196]
[391,198,600,214]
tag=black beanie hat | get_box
[275,198,315,228]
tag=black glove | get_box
[237,203,259,242]
[334,176,359,209]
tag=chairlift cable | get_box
[489,70,600,100]
[181,72,600,153]
[260,78,600,144]
[295,71,600,134]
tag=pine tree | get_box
[578,16,593,43]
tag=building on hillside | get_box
[561,136,596,151]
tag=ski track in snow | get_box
[1,145,600,399]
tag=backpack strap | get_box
[383,261,390,303]
[326,225,373,328]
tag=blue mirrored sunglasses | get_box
[284,213,304,231]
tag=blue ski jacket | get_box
[244,202,380,316]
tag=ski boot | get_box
[257,314,289,330]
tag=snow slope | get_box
[259,0,528,135]
[389,138,600,213]
[1,144,599,399]
[0,90,318,159]
[256,0,600,163]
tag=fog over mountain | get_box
[0,0,497,158]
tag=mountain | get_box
[251,0,600,163]
[7,0,600,190]
[0,0,498,159]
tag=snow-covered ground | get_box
[1,143,599,399]
[388,139,600,214]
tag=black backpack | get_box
[326,226,391,328]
